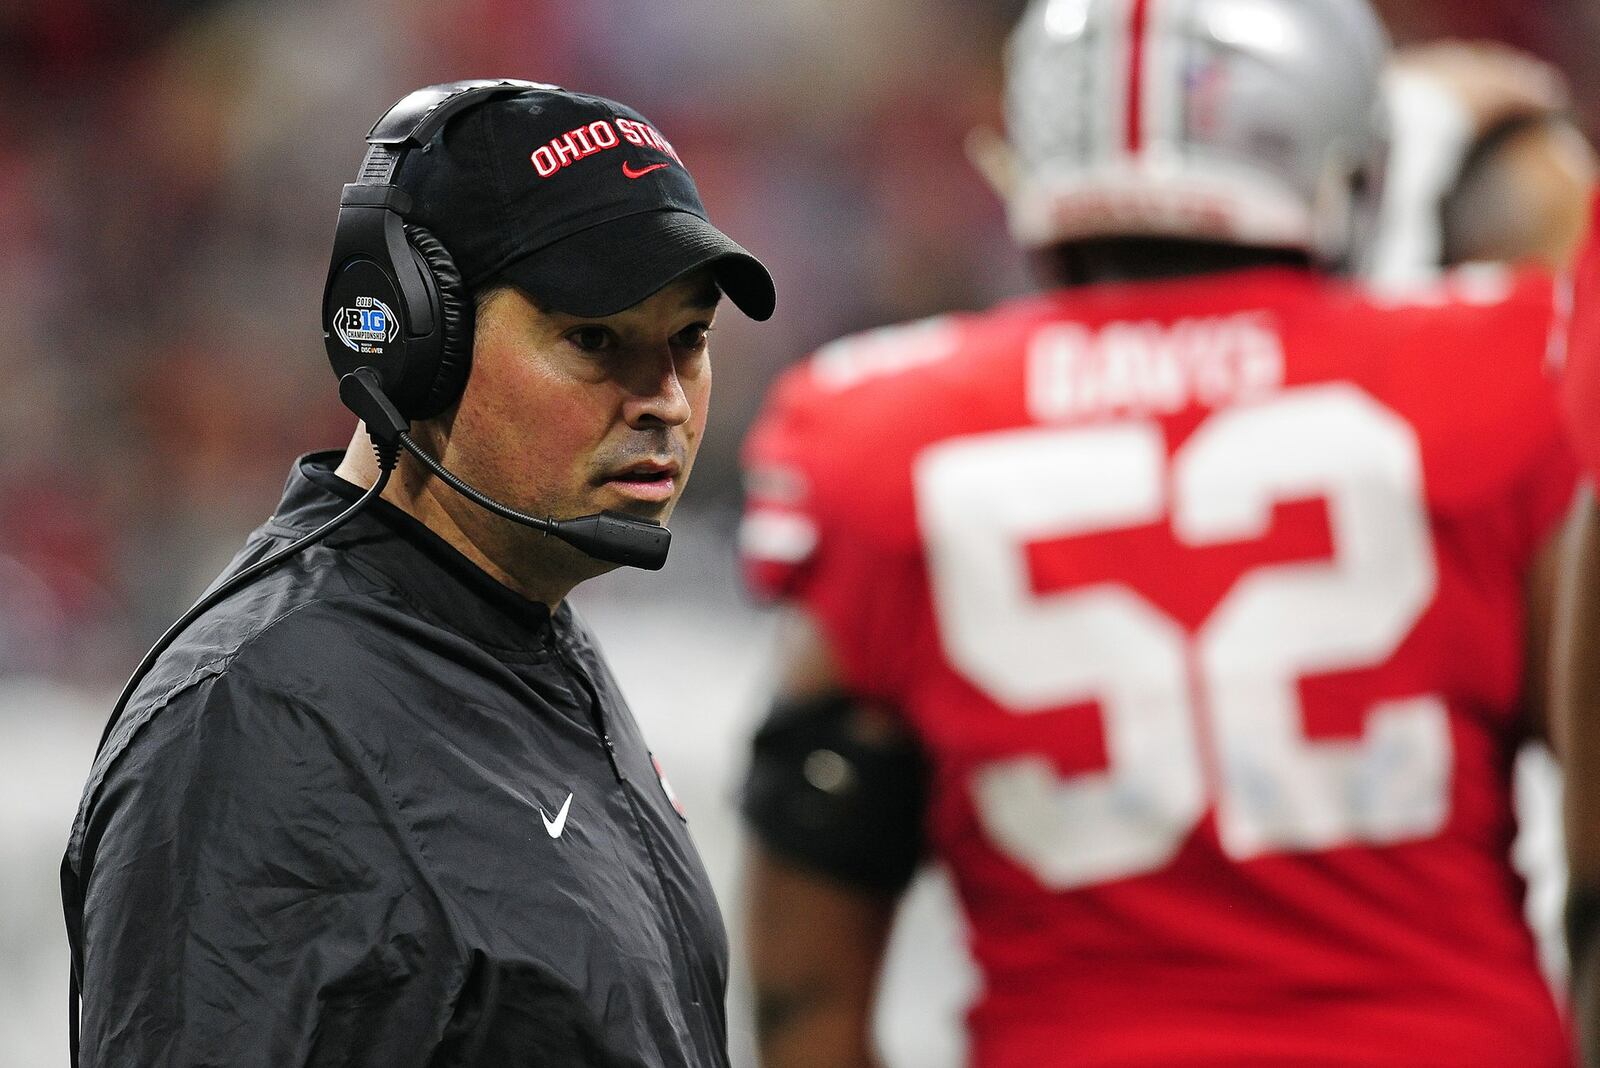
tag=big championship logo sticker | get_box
[334,295,399,354]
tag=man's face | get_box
[427,268,719,575]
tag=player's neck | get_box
[1038,238,1315,288]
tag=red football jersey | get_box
[741,266,1576,1068]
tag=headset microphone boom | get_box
[338,366,672,570]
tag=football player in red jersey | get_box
[737,2,1597,1066]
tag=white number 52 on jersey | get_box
[914,384,1450,890]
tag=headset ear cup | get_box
[403,224,474,418]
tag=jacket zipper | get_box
[545,630,722,1061]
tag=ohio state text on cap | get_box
[397,86,774,320]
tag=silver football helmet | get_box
[1004,0,1390,267]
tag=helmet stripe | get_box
[1125,0,1153,155]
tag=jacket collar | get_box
[270,451,563,648]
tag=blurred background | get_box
[2,1,1598,1065]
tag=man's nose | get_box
[623,348,692,428]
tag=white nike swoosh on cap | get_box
[540,792,573,838]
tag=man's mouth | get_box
[600,461,681,503]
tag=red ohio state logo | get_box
[530,118,682,178]
[651,752,688,821]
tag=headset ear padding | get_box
[404,224,474,418]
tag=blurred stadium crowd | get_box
[1,0,1598,686]
[0,0,1033,685]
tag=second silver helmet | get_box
[1004,0,1390,267]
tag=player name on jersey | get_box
[1027,309,1284,422]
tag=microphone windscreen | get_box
[551,511,671,570]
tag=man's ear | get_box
[965,125,1017,202]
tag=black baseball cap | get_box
[396,86,775,321]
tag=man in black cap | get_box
[63,81,773,1068]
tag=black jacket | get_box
[63,452,729,1067]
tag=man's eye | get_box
[567,326,614,352]
[673,323,712,350]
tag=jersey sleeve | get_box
[76,668,463,1067]
[1380,266,1578,575]
[739,366,924,704]
[1501,403,1580,578]
[1464,269,1582,570]
[739,366,829,604]
[1561,188,1600,482]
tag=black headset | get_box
[321,79,553,420]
